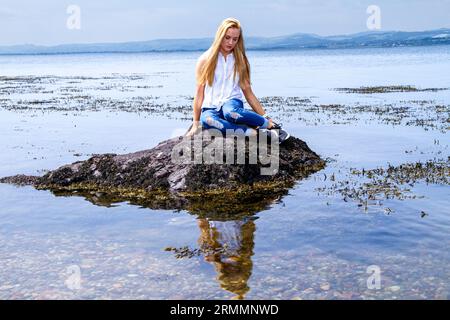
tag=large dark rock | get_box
[1,133,325,218]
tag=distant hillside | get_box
[1,28,449,55]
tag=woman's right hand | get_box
[186,121,201,136]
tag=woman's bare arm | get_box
[192,83,205,123]
[241,80,266,116]
[186,58,206,136]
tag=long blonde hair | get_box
[198,18,251,88]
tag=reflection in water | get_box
[42,181,283,299]
[48,185,289,220]
[48,187,270,299]
[198,218,255,300]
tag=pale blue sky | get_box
[1,0,449,45]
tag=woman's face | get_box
[220,27,240,54]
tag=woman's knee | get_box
[223,99,244,123]
[200,112,225,131]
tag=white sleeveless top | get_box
[199,48,243,110]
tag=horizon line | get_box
[1,27,449,48]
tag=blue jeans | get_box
[200,98,269,135]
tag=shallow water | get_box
[0,46,449,299]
